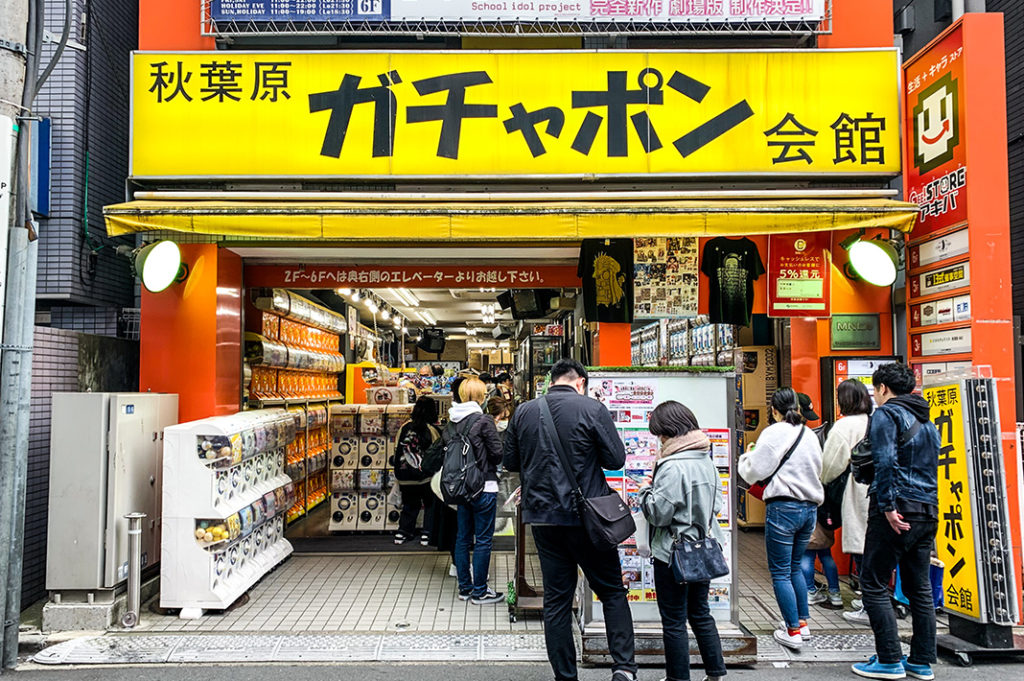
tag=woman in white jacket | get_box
[738,388,823,651]
[820,379,872,620]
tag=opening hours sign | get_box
[131,50,901,178]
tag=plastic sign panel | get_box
[924,382,983,621]
[131,50,901,178]
[903,25,967,236]
[209,0,827,24]
[766,233,831,317]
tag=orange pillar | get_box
[594,323,632,367]
[140,244,242,424]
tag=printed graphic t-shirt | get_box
[578,238,634,323]
[700,237,765,326]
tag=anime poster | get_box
[634,237,700,319]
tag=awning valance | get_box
[103,198,919,241]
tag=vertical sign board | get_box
[766,233,831,318]
[924,383,983,621]
[902,15,1021,619]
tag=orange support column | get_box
[594,323,632,367]
[140,244,242,424]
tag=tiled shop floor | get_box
[139,552,542,633]
[136,533,933,636]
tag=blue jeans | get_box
[765,500,817,628]
[455,492,497,597]
[802,549,840,593]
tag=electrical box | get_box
[46,392,179,591]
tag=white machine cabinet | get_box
[47,392,179,594]
[161,409,298,619]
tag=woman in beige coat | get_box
[819,379,872,620]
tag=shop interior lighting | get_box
[393,288,420,307]
[393,316,403,329]
[336,288,352,296]
[350,290,362,302]
[381,307,391,320]
[116,241,185,293]
[417,310,437,326]
[466,328,477,336]
[365,297,379,314]
[840,228,900,287]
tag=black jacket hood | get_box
[886,393,931,423]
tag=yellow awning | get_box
[103,198,919,241]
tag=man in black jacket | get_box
[504,359,636,681]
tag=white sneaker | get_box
[448,563,458,577]
[801,623,811,640]
[774,628,803,650]
[829,592,844,608]
[851,598,863,610]
[808,590,828,605]
[844,607,870,623]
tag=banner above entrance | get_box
[131,50,901,179]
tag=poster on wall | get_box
[634,237,699,319]
[766,233,831,317]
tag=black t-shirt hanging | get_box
[700,237,765,326]
[578,238,634,323]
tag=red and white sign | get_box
[904,27,967,236]
[766,233,831,318]
[245,264,581,289]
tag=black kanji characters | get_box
[832,112,887,164]
[252,62,292,102]
[764,113,818,164]
[309,71,401,159]
[199,61,244,102]
[503,104,565,158]
[406,72,498,159]
[149,61,192,103]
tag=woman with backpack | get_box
[638,401,727,681]
[393,396,442,545]
[820,379,873,622]
[738,387,824,651]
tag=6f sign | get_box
[913,73,960,174]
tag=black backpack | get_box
[438,414,486,506]
[393,423,436,482]
[818,467,849,530]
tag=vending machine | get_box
[819,356,901,424]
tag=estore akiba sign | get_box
[210,0,826,24]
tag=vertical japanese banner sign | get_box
[766,233,831,318]
[925,383,983,621]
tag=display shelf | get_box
[162,409,298,617]
[246,333,346,374]
[252,288,348,336]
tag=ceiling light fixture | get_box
[350,290,362,302]
[840,228,901,287]
[337,288,352,296]
[381,307,391,320]
[393,288,420,307]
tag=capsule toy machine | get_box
[329,404,360,470]
[358,406,388,469]
[329,491,359,531]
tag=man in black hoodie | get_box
[852,363,940,681]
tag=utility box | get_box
[46,393,178,593]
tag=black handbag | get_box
[539,397,636,550]
[670,515,729,584]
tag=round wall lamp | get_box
[840,229,901,287]
[117,241,188,293]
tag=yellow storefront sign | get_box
[131,50,901,178]
[924,383,982,620]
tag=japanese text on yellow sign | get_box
[925,383,982,620]
[132,50,902,178]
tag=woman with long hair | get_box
[392,396,441,545]
[738,387,824,650]
[638,400,727,681]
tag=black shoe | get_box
[470,589,504,605]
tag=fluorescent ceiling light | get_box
[394,288,420,307]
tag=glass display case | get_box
[518,328,564,399]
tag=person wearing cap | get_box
[796,392,830,447]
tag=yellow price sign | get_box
[132,50,901,178]
[925,383,982,620]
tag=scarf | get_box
[659,430,712,459]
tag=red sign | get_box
[903,26,967,236]
[766,233,831,318]
[245,265,581,289]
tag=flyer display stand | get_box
[580,369,755,664]
[161,409,298,619]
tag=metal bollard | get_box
[122,513,147,628]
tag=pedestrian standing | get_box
[504,359,638,681]
[851,363,939,681]
[392,396,441,545]
[802,522,842,607]
[738,387,824,650]
[450,377,504,604]
[819,379,873,621]
[638,401,727,681]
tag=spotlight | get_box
[351,290,362,302]
[381,307,391,320]
[841,229,900,287]
[337,288,352,296]
[116,241,186,293]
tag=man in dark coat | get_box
[504,359,636,681]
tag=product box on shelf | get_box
[366,386,413,406]
[733,346,778,408]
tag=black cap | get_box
[796,392,820,422]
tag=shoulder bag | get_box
[850,412,921,485]
[747,426,806,501]
[539,396,636,550]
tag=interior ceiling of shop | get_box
[377,288,510,331]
